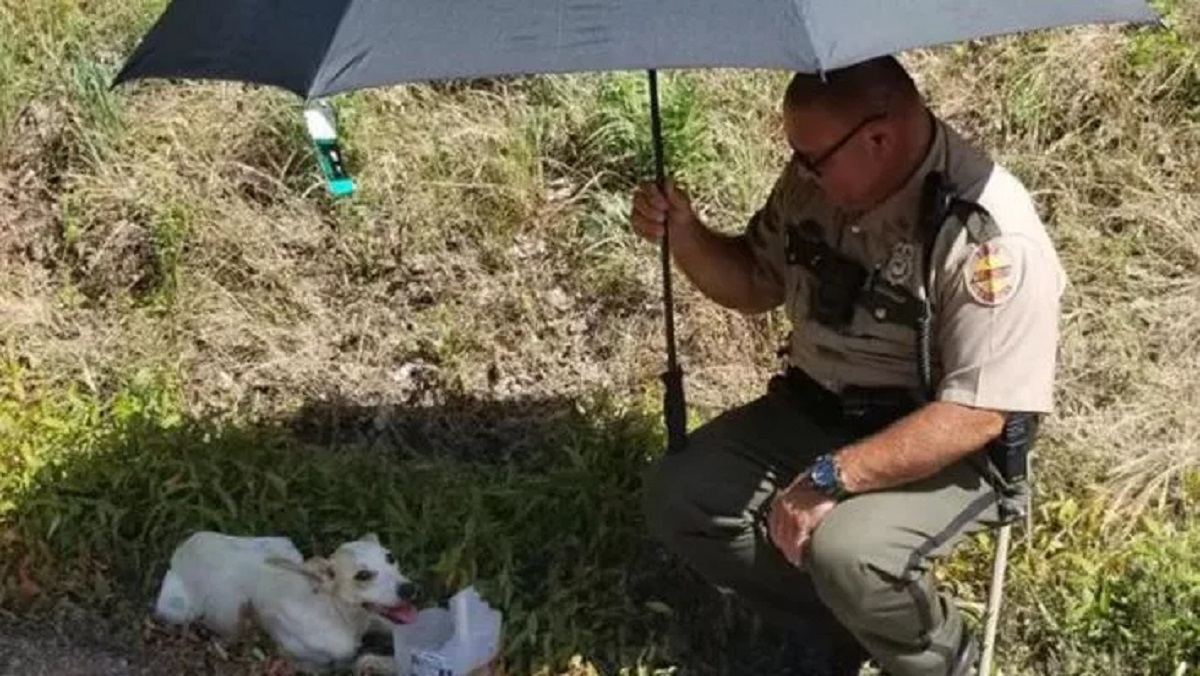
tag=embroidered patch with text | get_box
[965,240,1019,306]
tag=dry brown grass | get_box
[2,2,1197,511]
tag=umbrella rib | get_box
[788,0,827,75]
[305,0,360,100]
[320,48,371,95]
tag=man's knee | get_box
[643,452,706,547]
[642,426,754,547]
[806,517,911,625]
[643,455,676,542]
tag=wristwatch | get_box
[806,453,849,499]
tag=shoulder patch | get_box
[964,240,1020,306]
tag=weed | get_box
[1017,498,1198,674]
[0,363,802,674]
[575,72,718,191]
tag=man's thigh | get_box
[645,377,847,529]
[806,457,1001,633]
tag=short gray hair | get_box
[784,56,920,116]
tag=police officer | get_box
[631,56,1066,676]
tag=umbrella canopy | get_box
[111,0,1160,459]
[114,0,1158,100]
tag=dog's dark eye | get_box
[354,570,376,582]
[385,553,395,565]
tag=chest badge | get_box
[883,242,917,286]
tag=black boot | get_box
[777,610,869,676]
[876,630,980,676]
[779,642,868,676]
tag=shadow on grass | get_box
[0,374,798,675]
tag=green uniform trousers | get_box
[645,373,1007,676]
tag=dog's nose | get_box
[397,582,419,601]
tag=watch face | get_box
[812,457,837,490]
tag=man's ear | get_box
[866,127,891,155]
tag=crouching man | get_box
[633,56,1065,676]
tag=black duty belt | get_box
[781,367,920,430]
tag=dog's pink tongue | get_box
[382,602,419,624]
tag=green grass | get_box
[0,361,867,675]
[942,493,1200,675]
[1046,520,1199,672]
[3,362,1196,675]
[0,363,679,673]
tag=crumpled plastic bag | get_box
[392,587,502,676]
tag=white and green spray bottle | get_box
[304,100,355,197]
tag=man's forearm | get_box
[669,219,781,314]
[835,401,1005,494]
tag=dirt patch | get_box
[1,103,63,278]
[0,626,133,676]
[0,606,271,676]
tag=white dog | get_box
[154,531,419,674]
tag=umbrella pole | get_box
[648,69,687,455]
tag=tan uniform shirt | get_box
[745,116,1066,414]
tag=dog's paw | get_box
[353,653,396,675]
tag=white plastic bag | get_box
[392,586,502,676]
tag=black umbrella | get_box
[113,0,1159,456]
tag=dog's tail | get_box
[153,569,199,625]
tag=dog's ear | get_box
[304,556,336,582]
[361,532,380,544]
[266,556,332,587]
